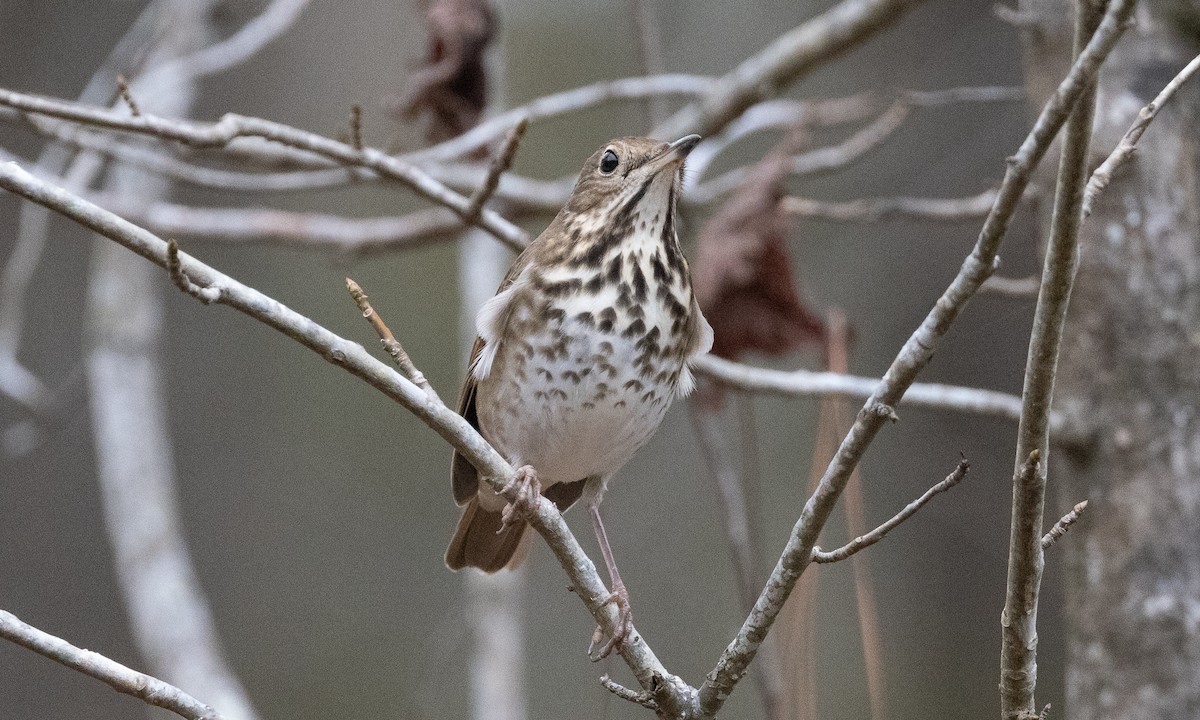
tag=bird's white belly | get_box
[477,323,675,489]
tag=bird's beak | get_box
[645,134,702,174]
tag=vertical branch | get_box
[999,1,1105,718]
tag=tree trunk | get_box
[1022,1,1200,716]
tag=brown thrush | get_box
[446,135,713,656]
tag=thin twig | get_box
[783,188,998,222]
[345,278,440,402]
[1082,52,1200,220]
[813,457,970,563]
[0,610,225,720]
[1041,500,1088,550]
[697,0,1135,713]
[116,75,140,116]
[600,674,659,711]
[463,116,527,222]
[349,104,363,151]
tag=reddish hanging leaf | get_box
[399,0,496,142]
[692,136,826,361]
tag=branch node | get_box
[166,240,221,303]
[599,673,658,710]
[871,402,899,422]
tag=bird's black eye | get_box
[599,149,619,174]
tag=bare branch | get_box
[150,0,312,81]
[126,201,462,254]
[813,457,970,563]
[0,609,226,720]
[463,117,528,222]
[1082,52,1200,220]
[782,188,998,222]
[683,94,877,182]
[693,87,1021,204]
[693,354,1042,425]
[697,0,1135,713]
[346,278,441,402]
[0,88,530,250]
[410,74,712,162]
[1041,500,1088,550]
[690,99,912,203]
[656,0,930,139]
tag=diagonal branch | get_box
[1082,52,1200,220]
[655,0,929,139]
[812,457,970,563]
[0,609,226,720]
[0,88,530,250]
[696,0,1135,713]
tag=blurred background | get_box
[0,0,1058,718]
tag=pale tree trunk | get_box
[1020,1,1200,717]
[87,2,259,717]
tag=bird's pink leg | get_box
[586,500,633,661]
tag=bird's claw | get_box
[498,465,541,533]
[588,581,633,661]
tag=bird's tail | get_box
[445,498,530,572]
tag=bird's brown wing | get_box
[449,245,538,504]
[451,335,487,504]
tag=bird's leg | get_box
[586,499,633,661]
[498,464,541,533]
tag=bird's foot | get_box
[588,579,633,661]
[498,465,541,533]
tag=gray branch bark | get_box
[1021,0,1200,717]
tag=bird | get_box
[446,134,713,657]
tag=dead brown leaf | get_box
[398,0,496,143]
[692,135,826,360]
